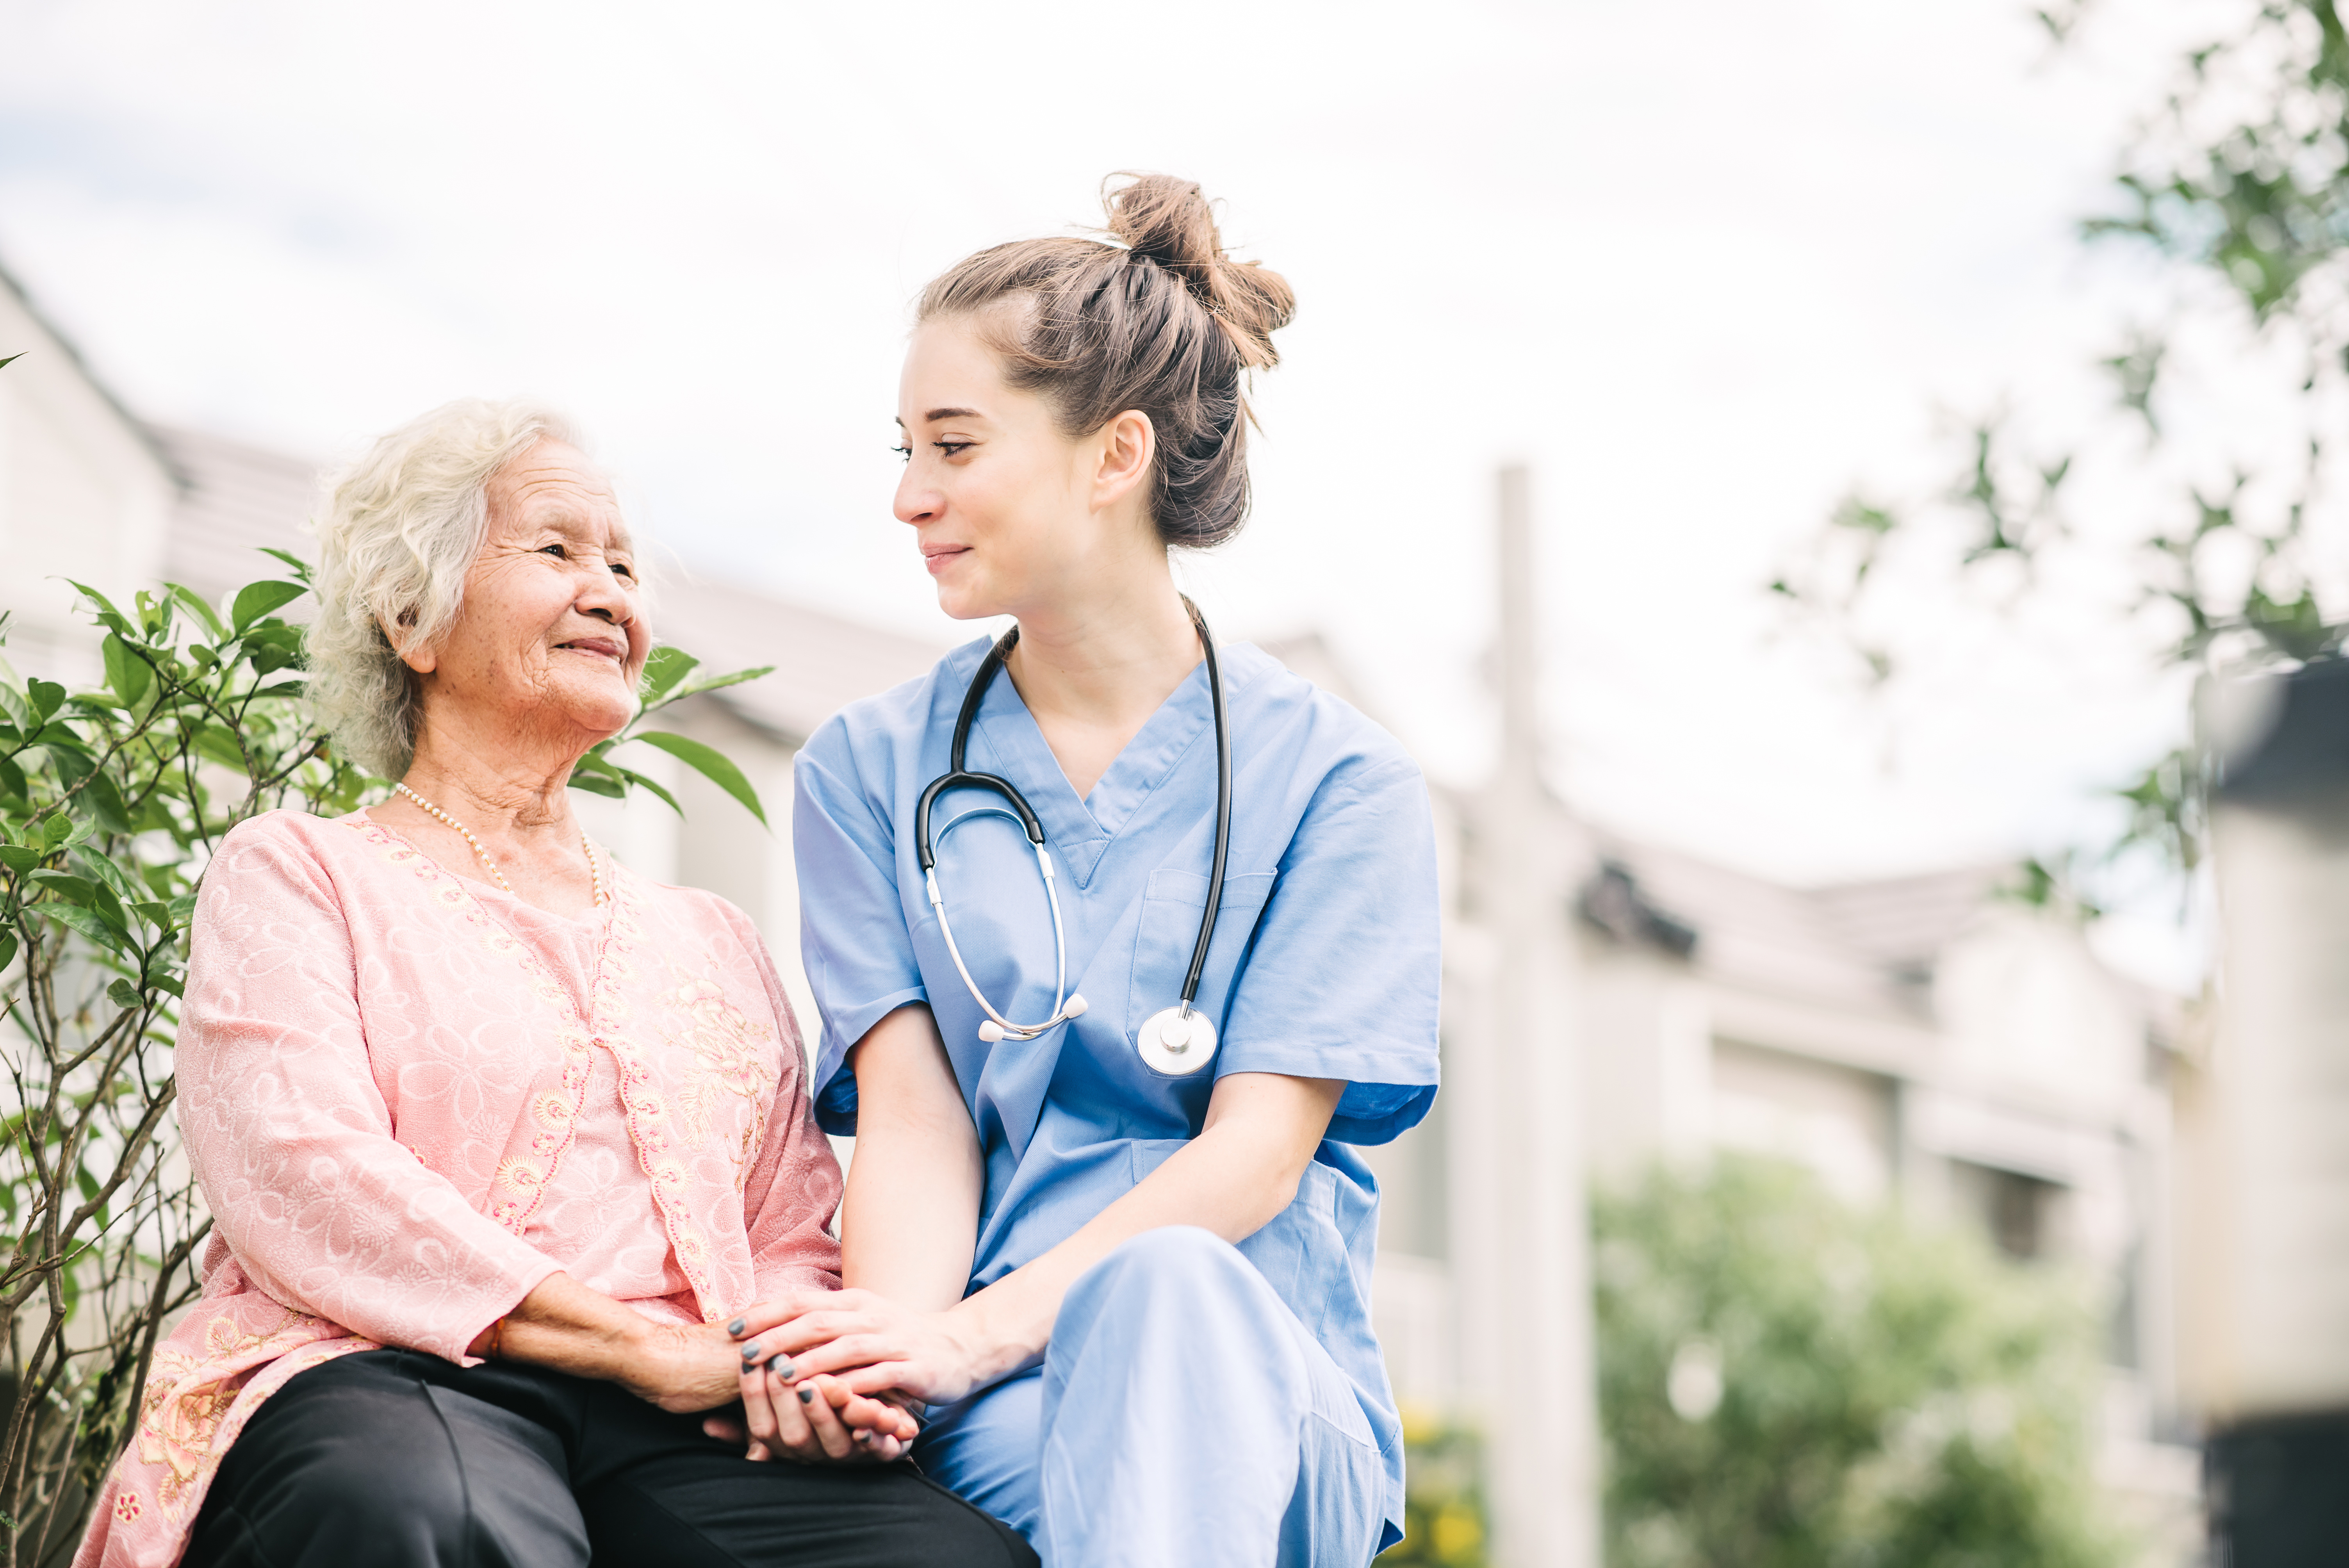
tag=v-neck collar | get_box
[949,637,1264,890]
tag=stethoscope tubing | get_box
[917,599,1232,1044]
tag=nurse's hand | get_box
[727,1289,993,1410]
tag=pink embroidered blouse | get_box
[77,811,845,1568]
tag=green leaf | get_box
[78,768,135,835]
[0,755,25,804]
[39,903,126,955]
[0,353,20,370]
[566,770,626,799]
[0,934,15,974]
[106,978,141,1010]
[78,851,148,908]
[631,731,768,827]
[102,634,153,708]
[64,580,131,637]
[616,766,684,816]
[194,726,248,772]
[151,971,184,998]
[164,584,229,643]
[638,647,700,705]
[41,814,76,850]
[0,683,29,730]
[656,665,777,709]
[0,846,40,874]
[27,681,64,723]
[29,871,96,906]
[256,547,313,584]
[231,580,307,632]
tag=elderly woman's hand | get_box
[713,1366,921,1465]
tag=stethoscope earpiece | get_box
[919,601,1233,1069]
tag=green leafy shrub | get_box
[0,450,768,1558]
[1594,1156,2124,1568]
[1379,1408,1487,1566]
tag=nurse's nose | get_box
[895,469,942,527]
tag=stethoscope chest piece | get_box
[921,599,1237,1066]
[1136,1005,1218,1076]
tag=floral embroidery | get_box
[112,1492,140,1523]
[667,973,780,1187]
[131,1308,315,1519]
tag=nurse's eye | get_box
[934,441,973,458]
[889,444,913,461]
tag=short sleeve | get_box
[793,726,927,1136]
[1217,755,1441,1144]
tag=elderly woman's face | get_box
[406,440,649,750]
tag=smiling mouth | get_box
[559,639,626,661]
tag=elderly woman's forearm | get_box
[492,1272,740,1413]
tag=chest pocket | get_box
[1126,869,1277,1051]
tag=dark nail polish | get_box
[797,1386,814,1405]
[768,1357,794,1379]
[740,1343,761,1363]
[727,1318,745,1337]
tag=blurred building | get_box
[3,260,2201,1563]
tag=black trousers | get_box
[183,1350,1035,1568]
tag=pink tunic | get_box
[77,811,845,1568]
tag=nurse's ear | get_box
[1085,410,1158,523]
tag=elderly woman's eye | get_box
[540,543,569,559]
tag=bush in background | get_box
[1380,1409,1487,1566]
[1594,1156,2124,1568]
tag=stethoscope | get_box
[916,598,1232,1076]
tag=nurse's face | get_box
[893,312,1158,622]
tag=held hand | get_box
[614,1320,749,1414]
[728,1290,993,1410]
[722,1357,919,1464]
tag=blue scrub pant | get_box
[914,1228,1387,1568]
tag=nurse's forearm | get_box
[950,1071,1344,1383]
[840,1004,984,1313]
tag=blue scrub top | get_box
[793,635,1442,1539]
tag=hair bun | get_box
[1102,172,1296,369]
[1105,173,1222,273]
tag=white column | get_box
[1449,466,1600,1567]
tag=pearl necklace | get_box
[393,782,605,908]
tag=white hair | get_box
[307,397,602,779]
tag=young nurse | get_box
[726,176,1441,1566]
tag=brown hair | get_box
[918,173,1296,550]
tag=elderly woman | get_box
[75,401,1035,1568]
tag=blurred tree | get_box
[1594,1157,2123,1568]
[1774,0,2349,899]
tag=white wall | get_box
[0,284,176,685]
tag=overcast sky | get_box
[0,0,2236,984]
